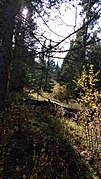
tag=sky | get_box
[23,1,101,66]
[36,1,83,65]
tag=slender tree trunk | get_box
[0,0,19,111]
[44,58,50,91]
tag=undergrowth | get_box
[0,94,100,179]
[74,64,101,177]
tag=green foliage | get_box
[60,27,101,97]
[60,30,89,95]
[79,0,100,24]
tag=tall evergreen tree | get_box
[0,0,20,111]
[10,4,37,91]
[60,31,86,94]
[60,0,101,96]
[0,0,64,111]
[38,40,56,91]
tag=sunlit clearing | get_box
[22,8,28,18]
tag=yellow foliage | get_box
[74,64,100,118]
[74,64,100,172]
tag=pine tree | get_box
[0,0,63,112]
[60,32,86,95]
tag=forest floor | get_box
[0,92,100,179]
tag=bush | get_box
[74,64,101,174]
[53,83,69,103]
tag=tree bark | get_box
[0,0,19,111]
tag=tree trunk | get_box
[44,58,50,91]
[0,0,19,111]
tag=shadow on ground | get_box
[1,102,93,179]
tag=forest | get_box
[0,0,101,178]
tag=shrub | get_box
[74,64,101,174]
[53,83,69,103]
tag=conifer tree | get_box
[0,0,64,112]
